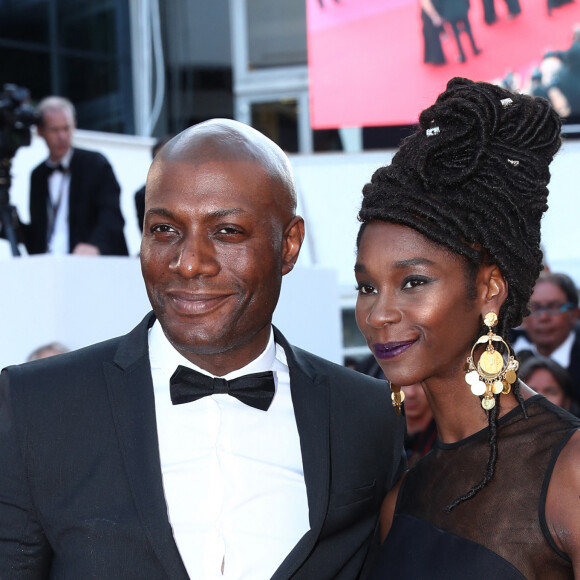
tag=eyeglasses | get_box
[527,302,576,316]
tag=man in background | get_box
[512,272,580,405]
[26,341,69,362]
[134,135,172,233]
[24,96,128,255]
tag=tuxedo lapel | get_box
[103,313,189,580]
[32,164,50,249]
[67,149,81,245]
[271,328,331,580]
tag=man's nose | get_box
[169,233,220,277]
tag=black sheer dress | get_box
[369,395,580,579]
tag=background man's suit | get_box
[512,322,580,407]
[0,313,406,579]
[26,147,128,255]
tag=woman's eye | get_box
[402,277,428,289]
[355,283,377,295]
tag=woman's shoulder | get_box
[545,428,580,574]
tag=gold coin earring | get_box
[464,312,519,411]
[390,383,405,415]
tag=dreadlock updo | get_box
[359,77,562,336]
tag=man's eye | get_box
[151,224,175,233]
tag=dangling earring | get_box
[390,383,405,415]
[465,312,518,410]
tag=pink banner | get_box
[307,0,580,128]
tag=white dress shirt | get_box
[149,321,310,579]
[513,330,575,369]
[46,149,73,255]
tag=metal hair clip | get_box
[426,126,440,137]
[501,98,513,108]
[507,159,519,167]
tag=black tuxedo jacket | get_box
[511,322,580,405]
[26,147,128,255]
[0,313,406,579]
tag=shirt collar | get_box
[47,148,73,170]
[547,330,575,368]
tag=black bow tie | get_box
[47,163,67,175]
[170,365,276,411]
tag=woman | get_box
[420,0,446,65]
[355,77,580,578]
[519,356,579,416]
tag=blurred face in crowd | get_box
[401,383,433,434]
[140,120,304,376]
[525,367,571,410]
[523,280,579,356]
[37,107,75,162]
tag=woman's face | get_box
[525,367,570,410]
[355,222,483,387]
[401,383,432,422]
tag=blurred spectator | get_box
[547,0,574,16]
[354,357,437,466]
[25,96,128,256]
[529,66,550,100]
[401,383,437,467]
[343,356,359,370]
[354,352,385,379]
[134,136,172,233]
[512,272,580,404]
[519,356,579,416]
[543,25,580,118]
[420,0,446,65]
[437,0,481,63]
[27,341,69,362]
[481,0,521,25]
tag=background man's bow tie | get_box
[170,365,275,411]
[47,163,67,174]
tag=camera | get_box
[0,84,37,256]
[0,83,39,160]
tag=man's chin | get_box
[164,326,235,358]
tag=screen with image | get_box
[307,0,580,133]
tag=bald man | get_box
[0,120,406,579]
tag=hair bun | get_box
[416,100,488,188]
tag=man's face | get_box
[523,281,579,356]
[37,108,74,162]
[140,155,302,375]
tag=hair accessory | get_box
[390,383,405,415]
[426,126,440,137]
[507,159,519,167]
[500,97,513,108]
[465,312,518,410]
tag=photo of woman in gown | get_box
[354,77,580,578]
[420,0,446,65]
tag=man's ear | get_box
[479,264,508,316]
[281,216,304,276]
